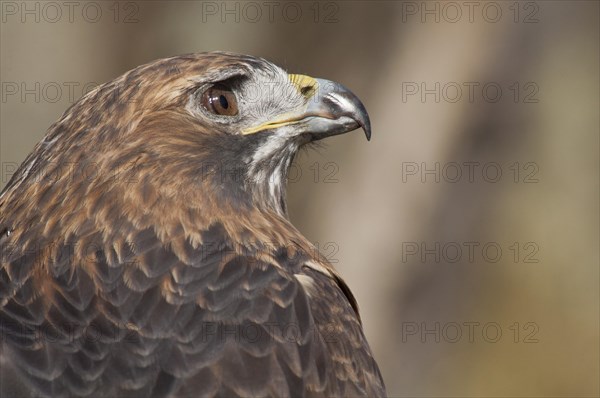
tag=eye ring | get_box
[201,84,239,116]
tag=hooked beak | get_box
[241,75,371,141]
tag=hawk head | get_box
[181,53,371,216]
[179,52,370,216]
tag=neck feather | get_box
[246,134,300,217]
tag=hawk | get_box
[0,52,385,397]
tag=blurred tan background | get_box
[1,1,598,396]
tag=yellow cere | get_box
[288,74,318,99]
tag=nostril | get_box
[300,85,314,97]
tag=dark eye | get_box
[201,84,238,116]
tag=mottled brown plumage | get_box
[0,52,385,397]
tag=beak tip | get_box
[359,116,372,141]
[307,78,373,142]
[363,123,372,141]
